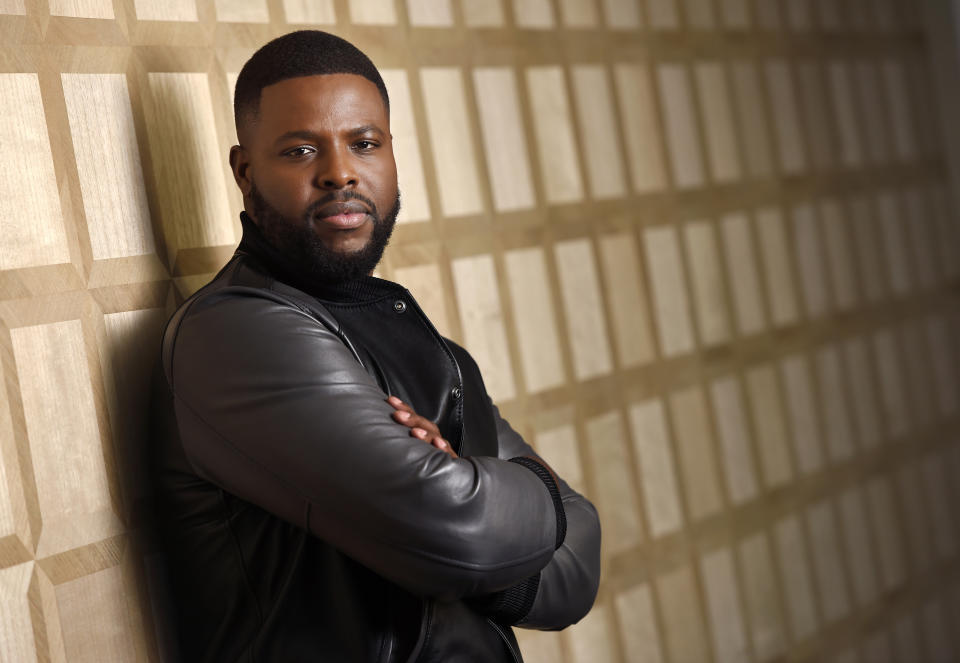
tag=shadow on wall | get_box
[102,74,226,660]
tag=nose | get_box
[316,144,358,189]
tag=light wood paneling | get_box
[420,68,484,218]
[731,60,775,177]
[781,353,825,475]
[0,562,36,662]
[214,0,268,22]
[838,485,880,607]
[597,232,656,367]
[55,566,146,662]
[710,375,759,505]
[12,320,123,558]
[406,0,453,26]
[600,0,641,28]
[695,61,742,183]
[684,219,731,346]
[505,247,566,392]
[282,0,336,23]
[774,515,819,641]
[565,603,617,663]
[807,500,851,623]
[473,68,536,212]
[755,206,801,326]
[144,73,235,259]
[766,59,807,175]
[739,532,788,660]
[701,547,750,663]
[0,74,70,271]
[451,254,517,402]
[613,63,668,193]
[657,63,706,189]
[512,0,555,29]
[669,385,724,520]
[534,425,584,494]
[614,583,666,663]
[585,411,642,554]
[525,66,584,204]
[644,225,696,356]
[628,399,684,537]
[721,212,766,335]
[347,0,396,24]
[133,0,197,21]
[554,239,613,380]
[62,74,155,262]
[746,364,794,488]
[0,3,957,660]
[381,70,431,223]
[570,65,627,200]
[49,0,113,18]
[657,565,711,663]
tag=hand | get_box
[387,396,458,459]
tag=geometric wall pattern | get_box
[0,0,958,661]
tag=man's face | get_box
[232,73,400,282]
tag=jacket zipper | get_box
[486,619,522,663]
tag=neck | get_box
[237,212,396,302]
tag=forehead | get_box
[254,73,388,137]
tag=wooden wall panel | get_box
[11,321,122,558]
[504,247,566,393]
[62,74,154,262]
[525,66,584,204]
[0,74,69,271]
[1,1,959,660]
[420,67,484,218]
[473,68,536,212]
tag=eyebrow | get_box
[273,125,386,146]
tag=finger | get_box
[392,410,436,434]
[432,437,457,459]
[392,410,441,437]
[386,395,414,413]
[410,427,429,440]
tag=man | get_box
[153,30,601,662]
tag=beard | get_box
[248,182,400,284]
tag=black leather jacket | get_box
[153,214,602,662]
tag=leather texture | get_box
[151,217,601,662]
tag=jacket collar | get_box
[235,211,401,304]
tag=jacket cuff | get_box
[467,572,541,625]
[508,456,566,549]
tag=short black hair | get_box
[234,30,389,136]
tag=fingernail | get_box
[396,411,410,421]
[437,439,448,449]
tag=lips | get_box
[313,201,371,230]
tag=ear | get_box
[229,144,252,197]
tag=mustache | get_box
[305,191,379,220]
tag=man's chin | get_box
[248,183,399,284]
[313,230,376,257]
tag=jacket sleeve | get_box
[163,287,559,600]
[484,402,602,630]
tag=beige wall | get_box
[1,0,959,661]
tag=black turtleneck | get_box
[236,211,401,304]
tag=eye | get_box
[284,145,315,158]
[354,140,378,151]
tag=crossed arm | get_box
[167,287,600,627]
[387,394,601,629]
